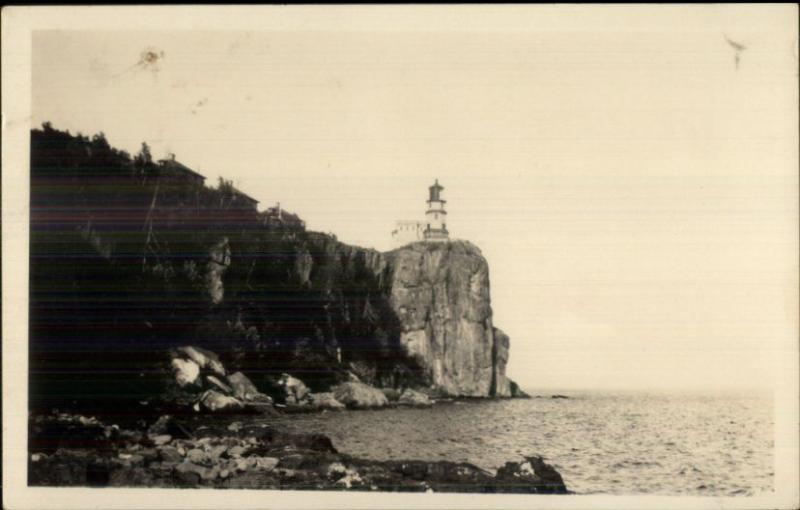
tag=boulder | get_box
[332,465,363,489]
[158,446,182,463]
[171,358,200,388]
[253,457,280,472]
[199,390,245,413]
[206,375,233,394]
[208,445,228,461]
[227,371,272,403]
[186,448,209,465]
[174,346,226,377]
[277,373,311,405]
[331,381,388,409]
[228,445,248,458]
[163,347,275,415]
[397,388,433,407]
[494,456,568,494]
[151,434,172,446]
[176,461,218,482]
[309,392,345,410]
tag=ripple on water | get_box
[268,392,773,496]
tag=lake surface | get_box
[270,391,773,495]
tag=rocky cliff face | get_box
[29,125,516,409]
[385,241,510,397]
[267,238,513,397]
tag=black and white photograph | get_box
[2,5,798,509]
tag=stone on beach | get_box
[150,434,172,446]
[331,381,389,409]
[176,461,219,482]
[309,392,345,410]
[494,455,568,494]
[228,445,247,457]
[227,371,272,403]
[397,388,433,406]
[28,411,568,494]
[254,457,280,472]
[199,390,245,413]
[186,448,208,465]
[208,445,228,461]
[277,373,311,405]
[158,446,182,463]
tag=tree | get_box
[136,142,153,165]
[91,132,110,149]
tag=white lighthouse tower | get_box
[423,179,449,241]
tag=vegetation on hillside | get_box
[29,124,422,413]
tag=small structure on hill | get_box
[157,154,206,187]
[228,186,259,211]
[260,201,306,230]
[391,179,450,247]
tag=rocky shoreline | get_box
[28,345,565,494]
[29,410,568,494]
[25,321,554,495]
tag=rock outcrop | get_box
[509,380,531,399]
[385,241,511,397]
[495,456,568,494]
[199,390,245,413]
[29,411,569,494]
[308,392,346,410]
[491,327,511,397]
[331,381,389,409]
[397,388,433,407]
[205,238,231,305]
[227,372,270,403]
[165,346,274,414]
[277,373,311,405]
[174,346,226,377]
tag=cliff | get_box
[386,241,510,397]
[28,125,516,412]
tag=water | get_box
[269,391,773,495]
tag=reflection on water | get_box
[268,391,773,495]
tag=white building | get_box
[391,179,450,248]
[391,220,425,246]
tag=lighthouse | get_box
[424,179,449,241]
[391,179,451,247]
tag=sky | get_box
[30,6,798,392]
